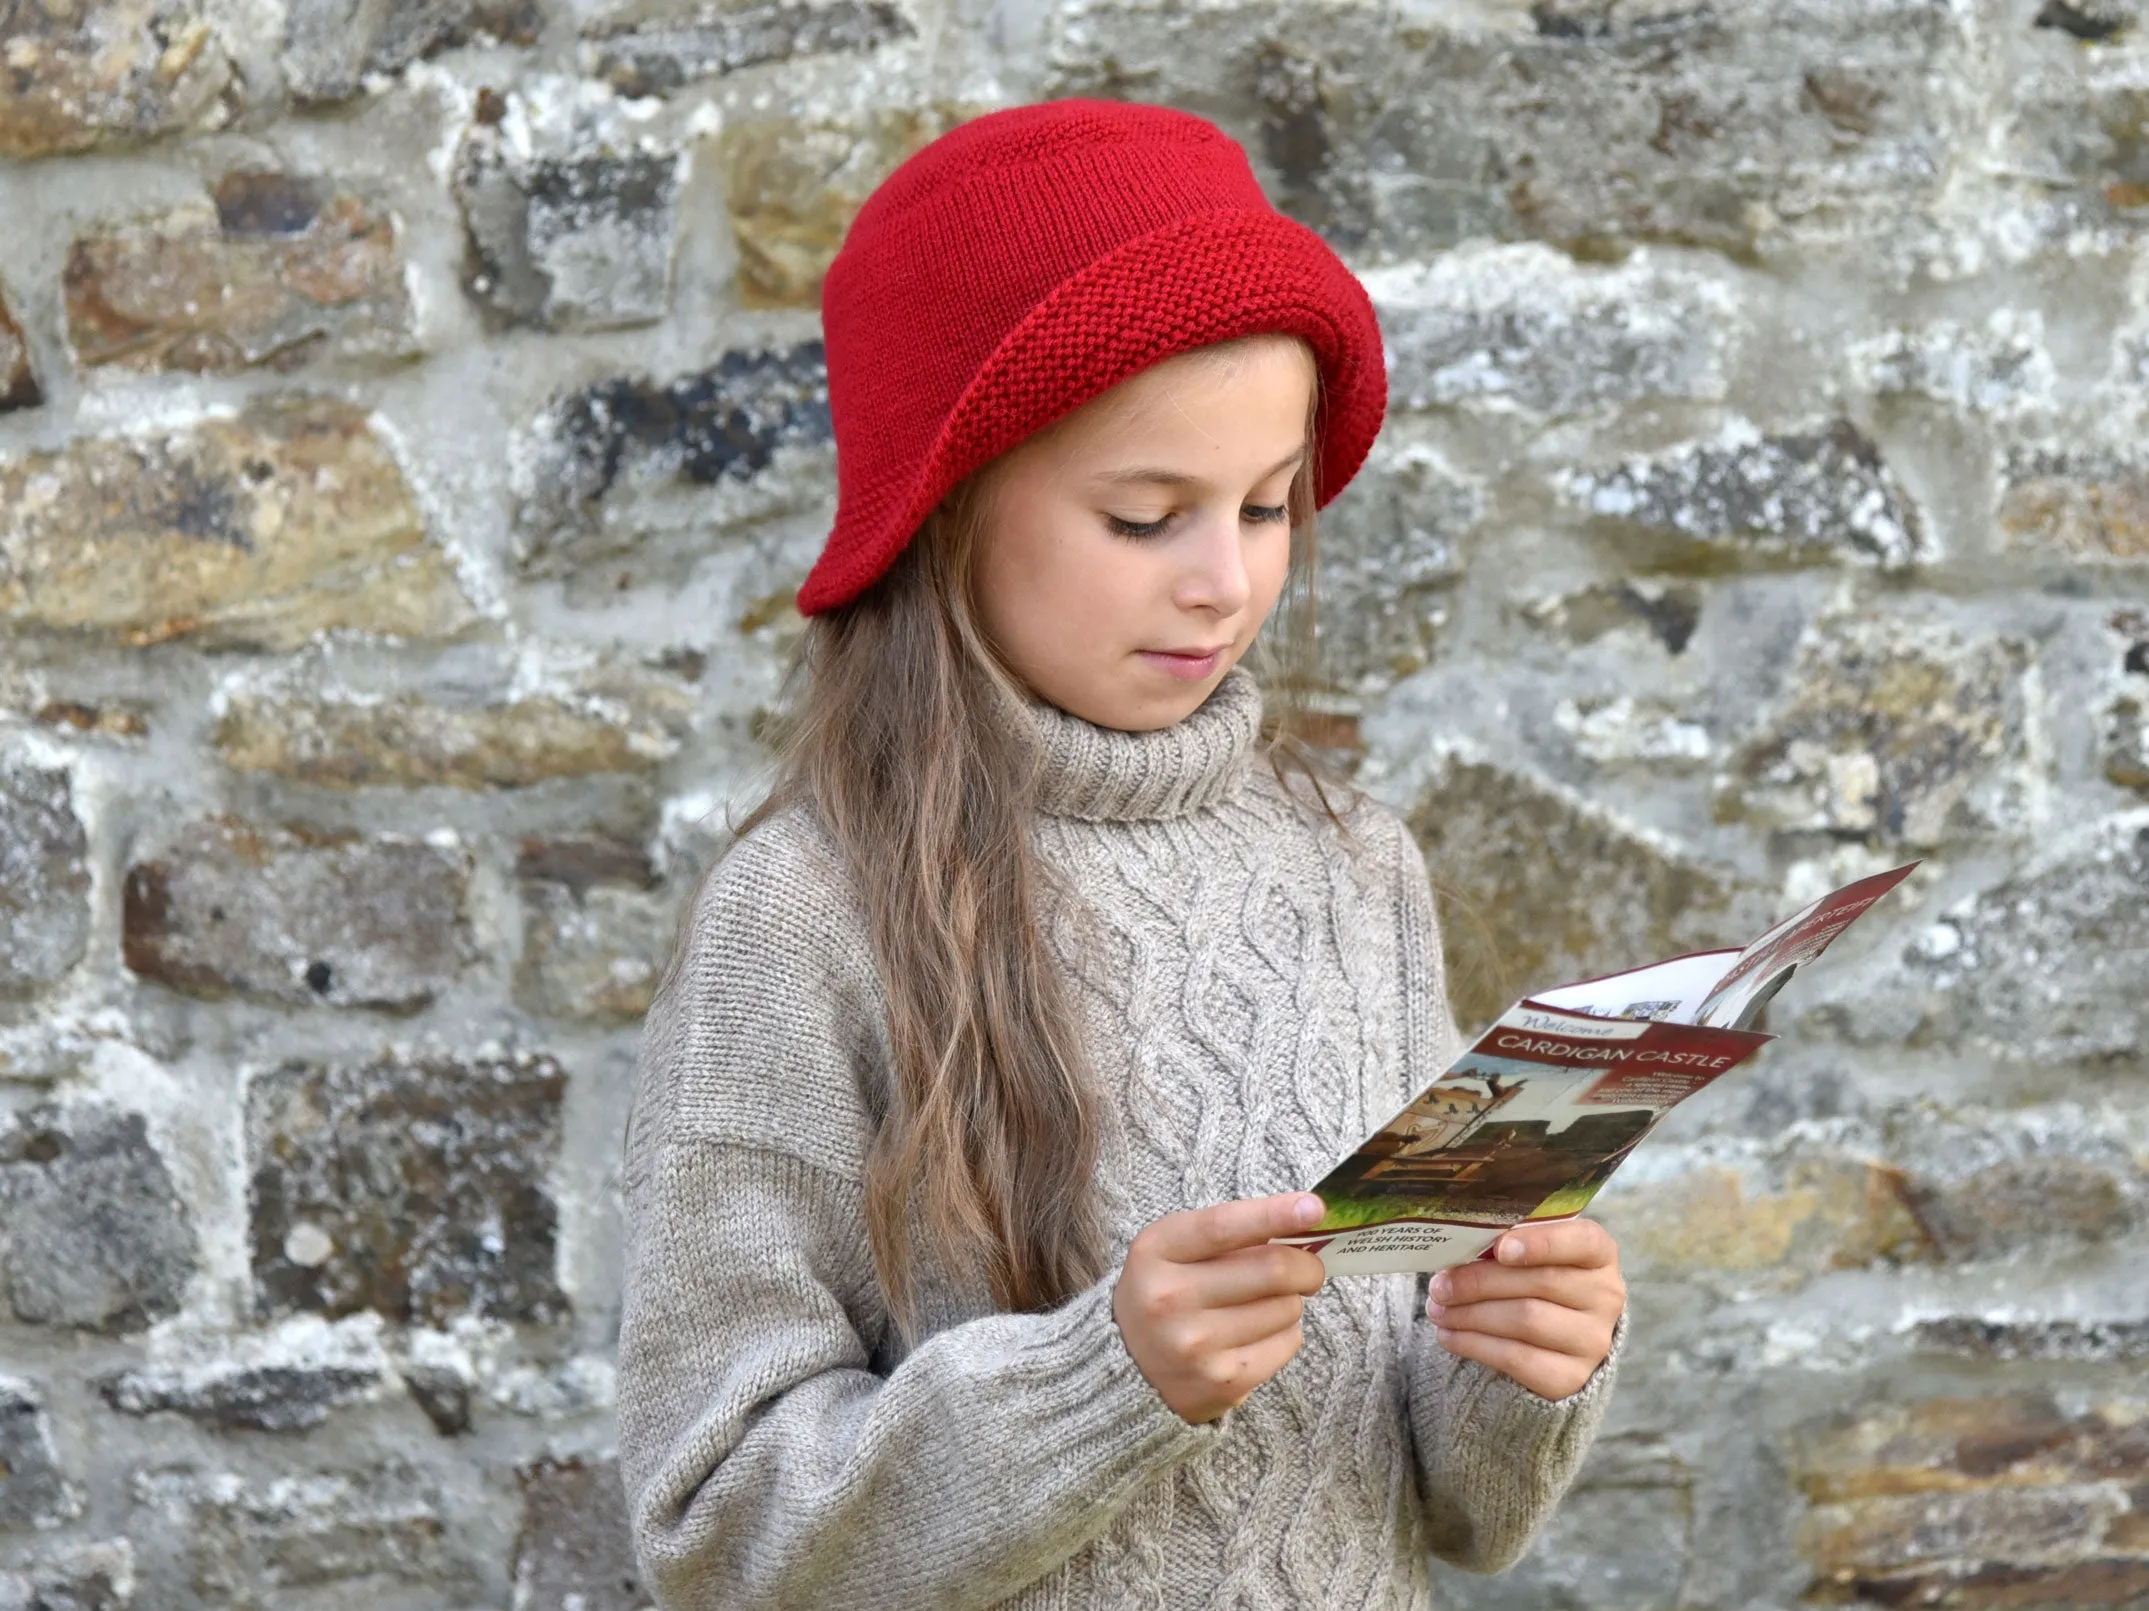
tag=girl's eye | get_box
[1106,513,1171,538]
[1104,504,1290,539]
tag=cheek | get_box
[977,513,1116,657]
[1248,529,1294,618]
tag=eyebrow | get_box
[1089,445,1308,490]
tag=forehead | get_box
[1041,338,1318,461]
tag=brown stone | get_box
[1793,1394,2149,1607]
[2106,696,2149,791]
[0,396,476,650]
[0,288,40,411]
[720,110,966,308]
[512,1457,646,1611]
[0,0,236,158]
[246,1052,568,1327]
[64,174,415,373]
[1720,615,2029,847]
[122,815,471,1012]
[2000,448,2149,561]
[215,683,691,790]
[1408,759,1763,1030]
[1896,1156,2142,1262]
[1603,1157,1935,1282]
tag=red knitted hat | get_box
[795,97,1389,616]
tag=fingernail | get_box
[1425,1302,1446,1321]
[1294,1194,1324,1226]
[1497,1237,1523,1264]
[1430,1273,1453,1301]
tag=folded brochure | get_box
[1274,863,1920,1275]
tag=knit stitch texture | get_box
[616,667,1623,1609]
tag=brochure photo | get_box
[1276,864,1920,1276]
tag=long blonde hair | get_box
[660,336,1349,1335]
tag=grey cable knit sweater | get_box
[616,666,1622,1610]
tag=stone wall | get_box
[2,0,2146,1604]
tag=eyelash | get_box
[1106,504,1291,539]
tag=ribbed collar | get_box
[1015,667,1266,822]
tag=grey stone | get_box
[1999,11,2149,237]
[130,1463,468,1608]
[1911,1316,2149,1360]
[121,816,472,1012]
[1895,815,2149,1064]
[1522,579,1703,655]
[100,1364,379,1432]
[1312,446,1479,694]
[0,1380,82,1532]
[585,0,914,97]
[1719,615,2030,846]
[283,0,540,103]
[454,86,684,332]
[1047,0,1963,261]
[0,761,92,1000]
[511,1457,647,1611]
[0,1541,134,1610]
[1855,308,2056,417]
[2032,1,2132,42]
[399,1364,474,1436]
[98,1322,387,1432]
[1556,418,1927,570]
[246,1052,569,1327]
[0,1105,199,1334]
[516,838,681,1022]
[511,342,832,573]
[1365,245,1733,417]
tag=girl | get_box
[616,98,1629,1610]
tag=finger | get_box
[1146,1192,1325,1263]
[1208,1320,1307,1407]
[1180,1243,1327,1307]
[1491,1218,1618,1271]
[1430,1262,1620,1310]
[1193,1292,1306,1352]
[1433,1326,1594,1402]
[1424,1296,1609,1357]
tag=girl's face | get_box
[971,335,1317,733]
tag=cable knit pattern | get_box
[616,667,1622,1611]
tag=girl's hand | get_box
[1425,1219,1625,1402]
[1112,1191,1329,1425]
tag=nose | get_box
[1171,509,1253,619]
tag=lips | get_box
[1137,645,1227,681]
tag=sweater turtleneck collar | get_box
[1013,666,1266,822]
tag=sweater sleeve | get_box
[614,812,1216,1611]
[1377,809,1626,1572]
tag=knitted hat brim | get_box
[796,205,1388,615]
